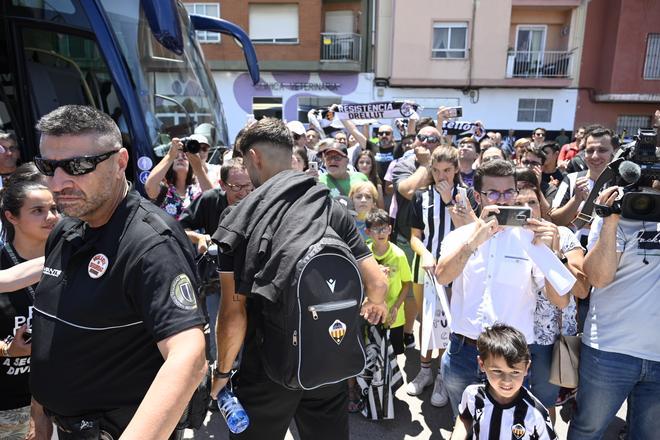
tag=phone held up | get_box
[488,206,532,227]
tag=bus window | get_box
[20,28,126,145]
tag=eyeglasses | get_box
[378,131,392,136]
[479,189,518,203]
[417,134,440,144]
[369,226,389,234]
[225,182,254,193]
[521,159,542,167]
[34,150,119,176]
[534,132,545,137]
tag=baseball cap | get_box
[319,143,348,157]
[187,134,209,146]
[286,120,306,136]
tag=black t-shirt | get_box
[217,200,370,380]
[374,140,395,182]
[31,190,206,417]
[178,188,229,235]
[0,247,33,410]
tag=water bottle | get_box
[217,386,250,434]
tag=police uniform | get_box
[30,188,206,438]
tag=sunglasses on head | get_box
[417,134,440,144]
[35,150,119,176]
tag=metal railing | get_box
[320,33,362,62]
[505,50,575,78]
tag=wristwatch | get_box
[554,251,568,265]
[213,367,232,379]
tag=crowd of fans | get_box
[0,103,658,439]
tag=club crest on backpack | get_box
[329,319,347,345]
[511,423,526,439]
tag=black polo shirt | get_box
[178,188,229,235]
[30,189,206,417]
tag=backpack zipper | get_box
[308,299,358,320]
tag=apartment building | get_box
[374,0,588,136]
[182,0,376,139]
[575,0,660,135]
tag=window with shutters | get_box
[643,34,660,79]
[249,4,299,44]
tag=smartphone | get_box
[488,206,532,227]
[308,162,319,172]
[447,107,463,118]
[23,330,32,343]
[456,186,468,209]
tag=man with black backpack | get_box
[210,118,388,440]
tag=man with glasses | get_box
[435,159,561,417]
[0,132,21,187]
[179,159,253,389]
[30,105,207,439]
[318,142,368,198]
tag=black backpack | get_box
[259,206,366,390]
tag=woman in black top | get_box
[0,164,58,439]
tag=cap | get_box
[187,134,209,146]
[286,120,306,136]
[319,143,348,157]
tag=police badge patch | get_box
[169,274,197,310]
[511,423,526,439]
[329,319,347,345]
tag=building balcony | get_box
[320,33,362,63]
[506,50,575,78]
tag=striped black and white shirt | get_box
[409,185,477,261]
[459,383,556,440]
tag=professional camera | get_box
[600,128,660,221]
[180,136,201,154]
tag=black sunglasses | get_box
[417,134,440,144]
[35,150,119,176]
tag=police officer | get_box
[29,105,207,440]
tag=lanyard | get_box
[3,244,35,303]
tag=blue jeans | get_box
[529,343,560,408]
[440,333,482,417]
[568,344,660,440]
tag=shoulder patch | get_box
[169,274,197,310]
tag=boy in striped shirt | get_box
[451,324,556,440]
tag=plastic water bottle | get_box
[217,386,250,434]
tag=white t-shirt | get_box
[585,215,660,361]
[459,383,556,440]
[441,224,545,342]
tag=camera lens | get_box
[181,138,201,154]
[630,194,654,216]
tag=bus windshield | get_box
[100,0,227,150]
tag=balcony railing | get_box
[506,50,575,78]
[320,33,362,62]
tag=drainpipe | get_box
[467,0,477,90]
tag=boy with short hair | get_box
[451,323,557,440]
[365,209,412,354]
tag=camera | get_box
[604,128,660,221]
[180,137,201,154]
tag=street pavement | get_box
[186,343,625,440]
